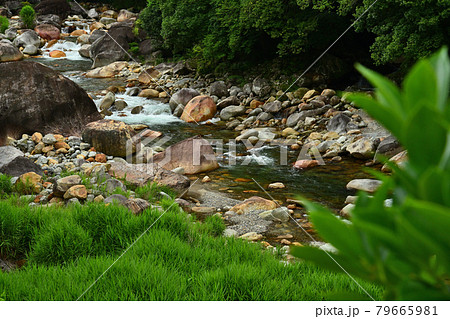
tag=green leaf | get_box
[403,59,438,114]
[429,47,450,112]
[355,64,404,114]
[348,93,404,141]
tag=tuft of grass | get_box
[0,174,12,198]
[135,182,176,202]
[0,200,383,301]
[0,16,9,34]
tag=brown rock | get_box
[250,100,264,109]
[293,160,319,169]
[138,68,161,85]
[81,119,136,157]
[95,153,107,163]
[35,24,60,40]
[125,198,151,215]
[151,136,219,174]
[16,172,43,194]
[54,141,69,150]
[64,185,87,200]
[85,62,129,78]
[42,145,54,153]
[138,89,160,98]
[32,132,43,144]
[230,196,277,215]
[49,50,66,58]
[109,162,190,193]
[70,30,87,37]
[382,150,408,173]
[180,95,217,123]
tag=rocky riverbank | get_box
[0,3,407,251]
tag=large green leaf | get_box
[355,64,404,114]
[403,59,438,114]
[429,47,450,113]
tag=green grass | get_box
[0,198,383,300]
[0,174,12,198]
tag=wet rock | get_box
[268,182,285,189]
[151,136,219,174]
[219,104,246,121]
[0,41,23,62]
[209,81,228,97]
[49,50,66,58]
[293,160,319,169]
[346,179,382,193]
[98,92,115,111]
[131,105,143,114]
[180,95,217,123]
[82,119,136,157]
[87,8,98,19]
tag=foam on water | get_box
[41,40,88,60]
[98,94,183,126]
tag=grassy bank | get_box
[0,196,383,301]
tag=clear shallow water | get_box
[35,49,374,242]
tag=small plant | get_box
[0,16,9,34]
[128,42,139,55]
[291,48,450,300]
[19,5,35,29]
[135,182,176,202]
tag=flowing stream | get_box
[33,41,373,241]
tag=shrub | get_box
[20,5,35,29]
[0,16,9,34]
[291,48,450,300]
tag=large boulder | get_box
[151,136,219,174]
[34,24,60,40]
[0,146,43,177]
[81,120,136,157]
[36,14,62,28]
[90,22,136,68]
[0,40,23,62]
[180,95,217,123]
[0,61,101,141]
[35,0,71,20]
[13,30,41,48]
[108,162,190,193]
[169,88,199,112]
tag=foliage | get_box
[0,16,9,34]
[128,42,139,55]
[200,215,226,237]
[19,5,35,29]
[291,48,450,300]
[0,200,382,300]
[139,0,449,72]
[321,0,450,68]
[135,182,176,201]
